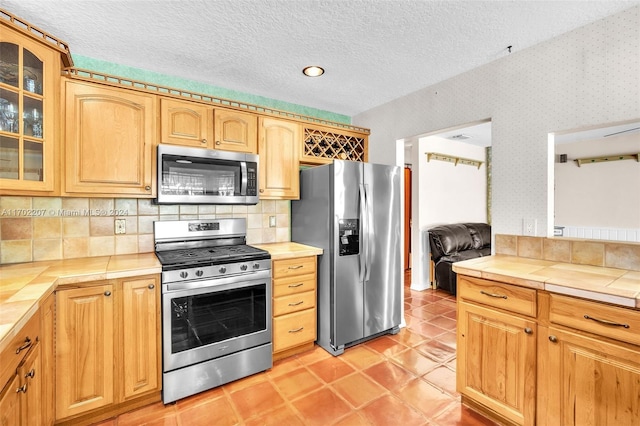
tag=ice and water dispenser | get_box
[338,219,359,256]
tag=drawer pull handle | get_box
[548,335,558,343]
[583,315,630,328]
[25,369,36,379]
[288,301,304,306]
[16,337,32,354]
[288,327,304,333]
[288,265,304,270]
[288,283,304,288]
[480,290,507,299]
[524,327,533,335]
[16,383,27,393]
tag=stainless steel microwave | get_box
[157,144,259,205]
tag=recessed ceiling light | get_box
[302,66,324,77]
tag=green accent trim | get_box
[72,55,351,124]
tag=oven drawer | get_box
[273,256,316,279]
[274,291,316,316]
[273,273,316,297]
[273,310,316,352]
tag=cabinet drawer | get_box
[273,256,316,279]
[550,294,640,346]
[458,275,537,317]
[273,273,316,297]
[274,291,316,316]
[273,309,316,352]
[0,310,40,390]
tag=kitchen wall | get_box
[354,6,640,241]
[0,196,290,264]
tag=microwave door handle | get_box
[240,161,248,195]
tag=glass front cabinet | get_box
[0,24,60,193]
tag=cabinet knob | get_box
[148,284,155,290]
[259,189,264,193]
[202,139,207,144]
[104,291,112,297]
[145,185,151,191]
[548,335,558,343]
[524,327,533,335]
[215,140,221,145]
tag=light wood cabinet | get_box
[120,276,161,400]
[0,23,60,194]
[457,276,537,426]
[536,293,640,426]
[258,117,301,199]
[55,275,160,424]
[56,282,115,419]
[160,98,212,148]
[301,124,368,165]
[0,310,43,426]
[272,256,317,360]
[214,109,257,153]
[64,80,156,197]
[160,98,257,153]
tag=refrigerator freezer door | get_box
[332,160,365,348]
[362,163,402,337]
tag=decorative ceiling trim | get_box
[63,68,371,134]
[0,8,73,67]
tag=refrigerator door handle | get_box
[359,183,368,283]
[364,183,372,282]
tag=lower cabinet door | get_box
[121,276,160,400]
[56,284,114,419]
[0,375,20,425]
[541,327,640,426]
[458,301,536,426]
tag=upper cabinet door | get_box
[64,80,156,197]
[258,117,300,199]
[0,26,60,194]
[160,98,213,148]
[214,109,257,153]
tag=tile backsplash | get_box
[0,196,291,264]
[495,234,640,272]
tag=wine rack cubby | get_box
[302,126,368,164]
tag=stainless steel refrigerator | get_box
[291,160,402,356]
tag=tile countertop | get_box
[251,242,323,260]
[0,253,161,354]
[453,255,640,309]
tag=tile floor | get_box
[93,272,496,426]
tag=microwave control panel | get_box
[247,163,257,196]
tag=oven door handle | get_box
[164,269,271,292]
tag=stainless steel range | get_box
[154,218,272,404]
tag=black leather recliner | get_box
[427,223,491,295]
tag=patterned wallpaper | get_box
[355,6,640,238]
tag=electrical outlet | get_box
[115,219,126,234]
[269,215,276,228]
[523,218,537,236]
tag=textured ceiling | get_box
[3,0,638,117]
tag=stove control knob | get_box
[241,264,248,271]
[253,263,260,269]
[219,266,227,273]
[195,270,204,277]
[180,271,188,279]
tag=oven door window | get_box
[161,155,241,196]
[169,284,266,354]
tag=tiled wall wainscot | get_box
[0,197,291,264]
[495,234,640,272]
